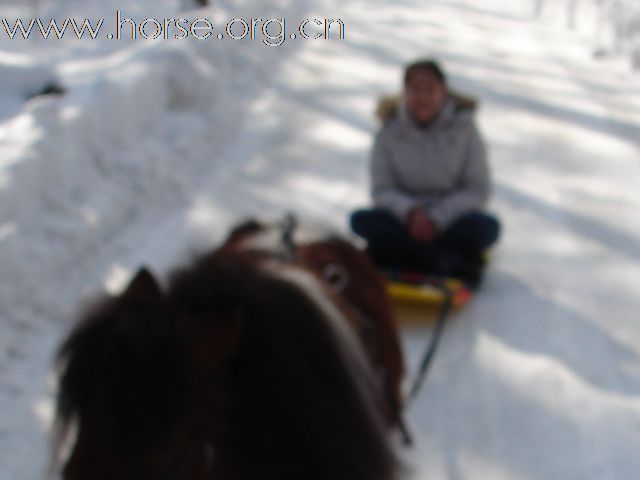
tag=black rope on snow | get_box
[406,285,454,405]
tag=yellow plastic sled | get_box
[386,277,472,324]
[386,278,473,309]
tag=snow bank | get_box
[0,52,60,121]
[0,0,306,350]
[599,0,640,68]
[0,43,207,318]
[532,0,640,70]
[1,0,308,476]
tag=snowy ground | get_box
[1,0,639,479]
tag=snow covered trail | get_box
[386,2,640,479]
[2,0,640,478]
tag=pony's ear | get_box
[218,219,264,252]
[122,267,162,302]
[227,219,264,240]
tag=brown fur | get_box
[376,91,478,123]
[54,221,404,480]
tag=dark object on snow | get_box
[26,82,66,100]
[53,216,406,480]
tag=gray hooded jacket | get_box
[371,94,490,230]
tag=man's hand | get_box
[407,207,437,243]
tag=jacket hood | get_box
[375,91,478,124]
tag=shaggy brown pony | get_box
[53,218,405,480]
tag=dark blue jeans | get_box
[350,208,500,277]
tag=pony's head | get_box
[54,218,404,480]
[167,246,400,479]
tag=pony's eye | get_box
[321,263,349,293]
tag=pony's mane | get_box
[168,250,400,480]
[54,270,187,462]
